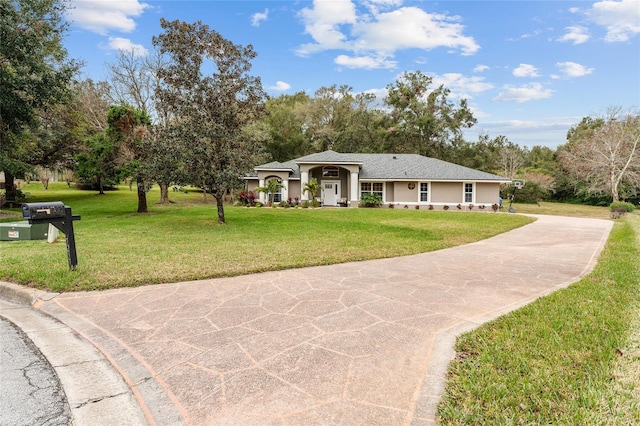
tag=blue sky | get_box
[64,0,640,149]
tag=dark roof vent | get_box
[392,156,397,159]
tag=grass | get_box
[508,200,613,219]
[1,182,532,292]
[437,213,640,425]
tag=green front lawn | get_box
[1,183,532,291]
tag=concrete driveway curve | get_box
[31,214,612,425]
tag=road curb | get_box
[0,282,149,426]
[0,281,57,305]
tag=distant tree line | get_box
[2,0,638,223]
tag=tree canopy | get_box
[1,0,80,202]
[559,108,640,202]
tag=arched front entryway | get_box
[299,162,360,207]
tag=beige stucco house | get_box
[246,150,510,209]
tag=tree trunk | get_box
[159,182,170,204]
[3,172,17,204]
[215,195,226,224]
[137,179,148,213]
[98,177,105,195]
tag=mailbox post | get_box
[22,202,81,270]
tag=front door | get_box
[323,181,341,206]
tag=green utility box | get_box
[0,221,49,241]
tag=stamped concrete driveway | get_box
[36,215,612,425]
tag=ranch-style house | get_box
[246,150,510,209]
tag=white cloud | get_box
[106,37,148,56]
[493,83,553,103]
[513,29,542,40]
[474,64,490,73]
[432,73,494,99]
[587,0,640,42]
[557,26,590,44]
[68,0,149,35]
[352,7,480,55]
[362,0,403,14]
[556,61,594,77]
[268,81,291,91]
[297,0,357,55]
[513,64,540,78]
[297,1,479,69]
[335,54,397,69]
[252,9,269,27]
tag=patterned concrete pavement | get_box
[32,215,612,425]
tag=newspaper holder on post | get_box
[22,202,81,270]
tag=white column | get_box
[301,171,309,201]
[258,178,265,203]
[282,179,289,202]
[350,171,359,207]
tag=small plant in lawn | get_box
[428,205,434,210]
[492,203,499,212]
[443,205,449,210]
[468,204,474,210]
[610,201,635,218]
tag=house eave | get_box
[295,160,363,166]
[254,167,295,173]
[359,178,511,183]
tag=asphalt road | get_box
[0,316,71,426]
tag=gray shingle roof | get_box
[252,150,509,182]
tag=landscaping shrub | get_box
[610,201,636,213]
[501,181,548,204]
[360,193,382,208]
[610,201,635,219]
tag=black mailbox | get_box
[22,202,67,220]
[21,202,81,270]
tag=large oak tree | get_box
[153,19,267,223]
[384,71,476,159]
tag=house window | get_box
[360,182,383,199]
[322,166,339,178]
[420,182,429,202]
[464,183,473,203]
